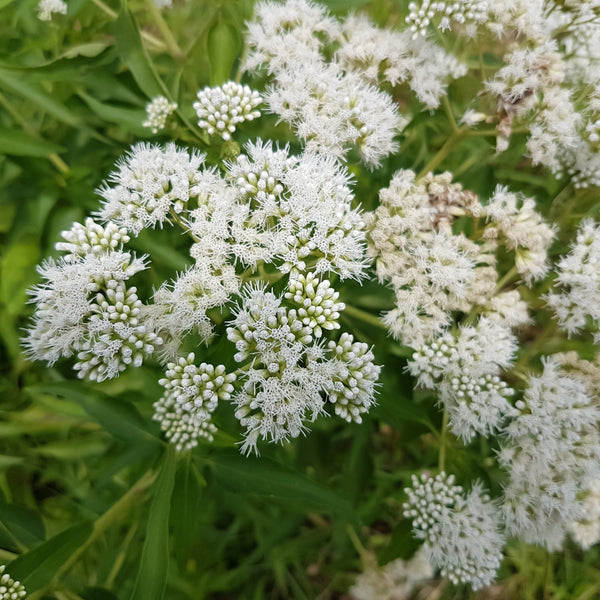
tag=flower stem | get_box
[495,265,519,293]
[90,0,167,51]
[344,304,387,332]
[438,406,449,472]
[146,0,186,63]
[417,127,469,179]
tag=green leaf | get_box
[0,67,81,128]
[208,21,240,85]
[0,455,24,469]
[0,235,40,316]
[32,437,106,460]
[26,383,159,444]
[0,128,64,157]
[210,453,352,517]
[8,522,93,592]
[377,519,421,564]
[130,448,176,600]
[114,4,166,99]
[61,42,109,59]
[0,502,46,548]
[172,458,206,567]
[78,92,147,135]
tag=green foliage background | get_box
[1,0,600,599]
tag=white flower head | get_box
[408,318,517,441]
[194,82,261,140]
[0,565,26,600]
[284,271,345,337]
[143,96,178,134]
[546,219,600,342]
[403,472,504,590]
[97,143,206,235]
[500,358,600,550]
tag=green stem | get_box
[343,304,387,332]
[45,470,156,595]
[442,95,458,133]
[169,209,200,242]
[91,0,166,51]
[495,265,519,293]
[438,406,449,472]
[104,519,139,588]
[515,319,560,369]
[146,0,186,63]
[417,127,469,179]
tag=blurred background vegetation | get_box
[1,0,600,598]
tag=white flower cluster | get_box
[408,318,517,442]
[406,0,488,38]
[24,219,161,381]
[245,0,426,166]
[499,358,600,550]
[366,170,538,347]
[153,353,236,451]
[143,96,178,134]
[193,82,261,140]
[225,140,368,279]
[226,283,379,454]
[484,186,555,284]
[326,333,380,424]
[366,170,481,346]
[349,548,433,600]
[0,565,26,600]
[337,15,466,110]
[403,472,504,590]
[547,220,600,343]
[37,0,67,21]
[97,143,207,235]
[92,140,368,361]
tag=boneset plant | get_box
[9,0,600,597]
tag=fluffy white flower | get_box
[546,220,600,342]
[484,186,555,284]
[97,143,207,235]
[337,14,467,109]
[403,472,504,590]
[408,318,517,441]
[147,264,240,360]
[244,0,341,74]
[367,170,483,346]
[500,358,600,550]
[245,4,406,165]
[24,234,155,380]
[227,141,369,280]
[227,283,380,454]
